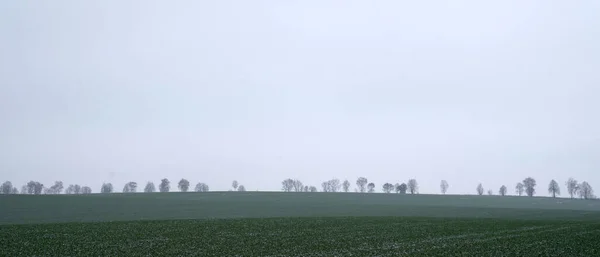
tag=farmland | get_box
[1,192,600,256]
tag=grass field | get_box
[1,192,600,256]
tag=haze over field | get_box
[1,1,599,194]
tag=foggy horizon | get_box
[1,1,599,195]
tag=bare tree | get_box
[303,186,309,192]
[523,177,536,197]
[74,184,82,194]
[144,182,156,193]
[548,179,560,198]
[516,182,524,196]
[476,183,484,195]
[178,179,190,192]
[123,182,137,193]
[342,180,350,192]
[356,177,368,193]
[10,187,18,194]
[232,180,239,191]
[292,180,303,192]
[408,179,418,194]
[0,181,13,194]
[440,180,449,194]
[321,181,329,192]
[499,185,507,196]
[159,179,170,193]
[397,183,408,194]
[323,179,341,192]
[27,181,44,195]
[566,178,579,199]
[237,185,246,192]
[578,182,594,200]
[81,186,92,194]
[101,183,113,193]
[382,183,394,193]
[309,186,317,192]
[20,185,27,194]
[487,189,493,196]
[195,182,209,192]
[49,181,63,194]
[367,183,375,193]
[282,179,294,192]
[66,185,75,194]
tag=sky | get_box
[1,0,599,195]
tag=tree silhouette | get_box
[548,179,560,198]
[440,180,449,194]
[523,177,536,197]
[159,179,170,193]
[499,185,507,196]
[408,179,418,194]
[476,183,484,196]
[356,177,368,193]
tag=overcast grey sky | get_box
[1,0,599,195]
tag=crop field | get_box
[1,217,599,256]
[1,192,600,256]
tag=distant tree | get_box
[303,185,309,192]
[194,182,209,192]
[20,185,27,194]
[394,183,401,193]
[144,182,156,193]
[66,185,75,194]
[321,181,329,192]
[232,180,239,191]
[548,179,560,198]
[309,186,317,192]
[159,178,170,193]
[499,185,507,196]
[26,181,44,195]
[408,179,418,194]
[292,180,303,192]
[74,184,81,194]
[81,186,92,194]
[178,179,190,192]
[342,180,350,193]
[237,185,246,192]
[49,181,63,194]
[487,189,493,196]
[322,179,341,192]
[356,177,368,193]
[566,178,579,199]
[523,177,536,197]
[516,182,524,196]
[282,179,294,192]
[476,183,484,196]
[0,181,13,194]
[440,180,449,194]
[382,183,394,193]
[367,183,375,193]
[101,183,113,193]
[123,182,138,193]
[397,183,408,194]
[578,182,594,200]
[11,187,18,194]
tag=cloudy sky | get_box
[1,0,599,195]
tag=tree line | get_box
[0,176,595,200]
[283,177,418,194]
[0,178,212,195]
[279,176,595,199]
[472,177,595,199]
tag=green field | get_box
[1,192,599,256]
